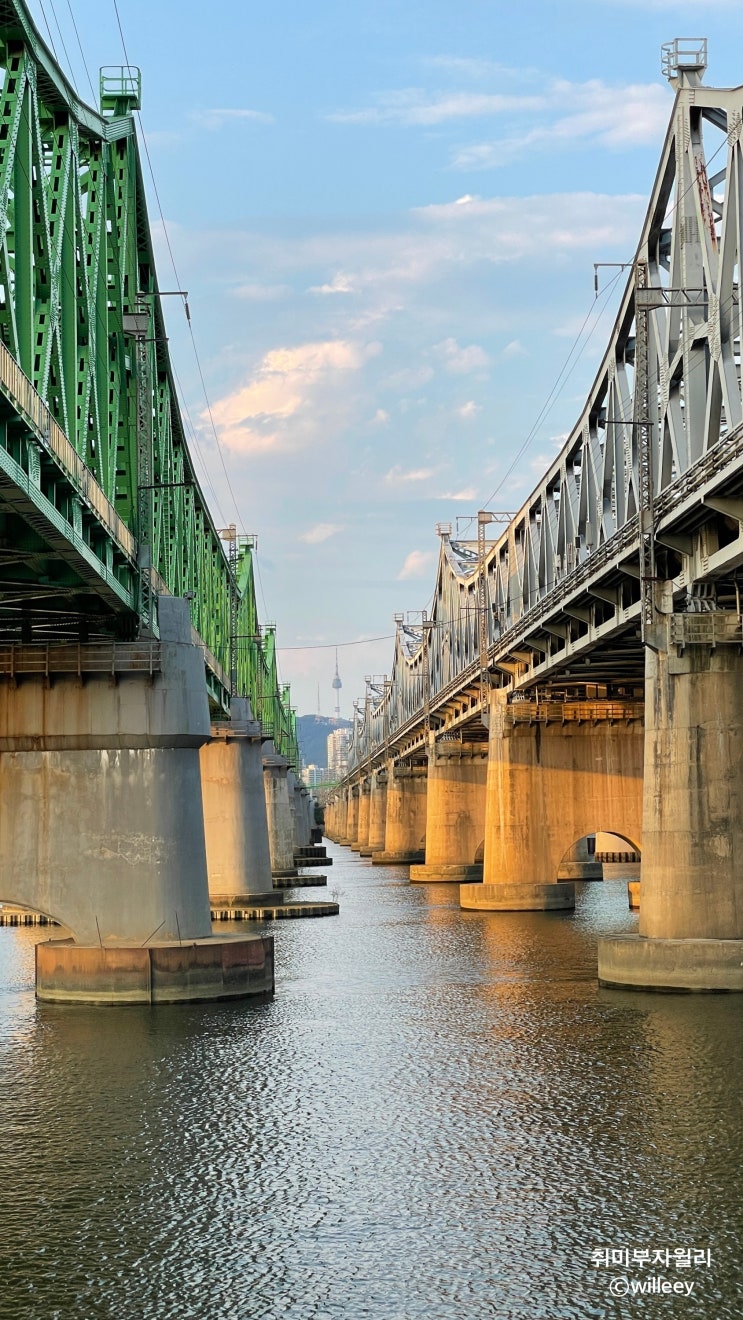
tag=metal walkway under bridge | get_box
[0,0,297,764]
[344,39,743,776]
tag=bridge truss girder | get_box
[347,72,743,778]
[0,1,298,763]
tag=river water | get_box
[0,844,740,1320]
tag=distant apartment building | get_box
[327,727,351,778]
[301,764,328,788]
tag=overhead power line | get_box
[111,0,245,534]
[277,635,395,652]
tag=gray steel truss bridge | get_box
[346,40,743,777]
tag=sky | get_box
[25,0,743,725]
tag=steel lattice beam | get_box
[345,59,743,778]
[0,0,298,764]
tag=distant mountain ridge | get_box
[297,714,351,768]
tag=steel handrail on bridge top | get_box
[350,419,743,776]
[503,700,645,725]
[0,640,161,679]
[0,339,137,564]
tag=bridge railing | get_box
[0,339,136,563]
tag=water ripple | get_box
[0,854,740,1320]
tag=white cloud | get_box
[386,465,437,483]
[145,129,182,148]
[299,523,344,544]
[327,70,670,171]
[435,337,490,374]
[385,365,435,391]
[192,108,274,129]
[458,401,481,419]
[308,273,356,295]
[423,57,529,80]
[439,488,477,501]
[415,193,645,262]
[503,339,528,358]
[327,88,542,126]
[397,549,435,579]
[453,80,670,169]
[233,283,292,302]
[207,339,380,452]
[370,409,390,426]
[190,193,644,337]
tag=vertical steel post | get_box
[478,511,495,706]
[421,612,431,738]
[130,300,154,633]
[634,261,656,642]
[13,79,33,378]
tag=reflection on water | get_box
[0,847,740,1320]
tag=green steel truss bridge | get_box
[0,0,297,763]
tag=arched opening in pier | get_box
[0,897,67,993]
[0,897,64,931]
[557,832,641,885]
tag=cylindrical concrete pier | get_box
[0,599,278,1004]
[346,786,360,849]
[356,783,371,854]
[599,641,743,991]
[367,770,387,854]
[372,762,427,864]
[558,837,603,882]
[263,745,297,876]
[468,690,643,911]
[200,699,276,905]
[411,743,487,883]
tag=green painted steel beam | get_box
[0,0,298,759]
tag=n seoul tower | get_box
[332,649,342,719]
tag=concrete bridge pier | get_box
[599,642,743,991]
[324,799,335,840]
[462,691,643,911]
[367,770,388,855]
[0,599,273,1004]
[411,742,487,883]
[338,786,352,843]
[286,770,299,845]
[346,786,360,849]
[372,762,427,865]
[356,781,372,855]
[558,837,603,882]
[263,745,298,878]
[292,780,311,849]
[326,792,346,843]
[334,786,351,843]
[200,698,277,908]
[302,790,315,843]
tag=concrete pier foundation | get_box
[337,788,351,843]
[263,744,298,877]
[290,779,311,850]
[327,792,347,843]
[200,698,277,907]
[462,691,643,911]
[356,782,372,854]
[367,770,388,855]
[558,836,603,882]
[599,642,743,991]
[0,598,274,1004]
[372,762,427,865]
[346,786,360,850]
[411,742,487,883]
